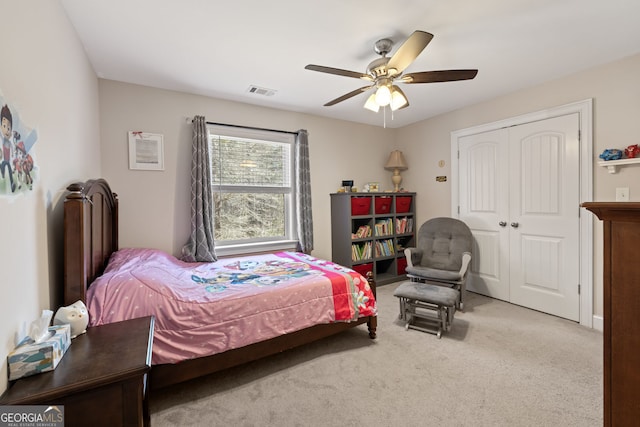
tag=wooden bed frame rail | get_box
[63,178,377,390]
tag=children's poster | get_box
[0,95,38,197]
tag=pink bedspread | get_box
[87,249,377,364]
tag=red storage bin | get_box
[353,262,373,278]
[395,196,412,213]
[397,257,408,275]
[351,197,371,215]
[375,196,392,214]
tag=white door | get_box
[458,113,581,321]
[458,129,510,301]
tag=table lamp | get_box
[384,150,408,192]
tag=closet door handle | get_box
[511,222,519,228]
[499,221,507,227]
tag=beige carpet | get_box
[150,281,603,427]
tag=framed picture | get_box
[128,131,164,171]
[368,182,380,192]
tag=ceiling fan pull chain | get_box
[383,105,387,128]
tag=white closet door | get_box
[458,113,580,321]
[508,113,580,321]
[458,129,510,301]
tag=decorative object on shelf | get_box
[625,144,640,158]
[368,182,380,192]
[54,300,89,339]
[341,180,354,192]
[599,148,623,161]
[384,150,408,192]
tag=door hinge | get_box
[458,206,460,214]
[578,284,581,295]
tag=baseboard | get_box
[592,315,603,332]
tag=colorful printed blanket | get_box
[87,249,377,364]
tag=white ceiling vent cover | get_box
[247,85,277,96]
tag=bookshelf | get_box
[330,192,416,286]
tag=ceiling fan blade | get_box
[386,31,434,75]
[324,86,373,106]
[305,64,373,81]
[401,69,478,84]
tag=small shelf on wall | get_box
[598,157,640,174]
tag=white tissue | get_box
[28,309,54,343]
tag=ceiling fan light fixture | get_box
[374,85,391,106]
[364,93,380,112]
[390,87,408,111]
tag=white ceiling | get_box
[60,0,640,129]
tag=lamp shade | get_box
[364,93,380,112]
[384,150,408,171]
[389,86,408,111]
[375,85,392,106]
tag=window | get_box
[207,124,296,255]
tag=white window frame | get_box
[207,124,298,256]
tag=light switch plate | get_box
[616,187,629,201]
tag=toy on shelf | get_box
[599,149,623,161]
[624,144,639,159]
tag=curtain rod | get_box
[207,121,299,136]
[187,117,299,136]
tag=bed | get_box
[63,178,377,390]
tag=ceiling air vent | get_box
[247,85,277,97]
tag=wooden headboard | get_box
[63,179,119,306]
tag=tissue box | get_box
[8,324,71,381]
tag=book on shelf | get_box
[351,241,372,261]
[395,217,414,234]
[385,239,394,255]
[374,218,393,236]
[374,239,394,257]
[351,225,372,239]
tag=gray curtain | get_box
[181,115,217,262]
[295,129,313,254]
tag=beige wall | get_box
[0,1,101,392]
[98,80,397,262]
[397,52,640,319]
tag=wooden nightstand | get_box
[0,316,154,427]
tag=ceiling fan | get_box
[305,30,478,113]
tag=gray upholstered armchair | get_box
[404,217,473,310]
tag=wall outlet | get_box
[616,187,629,201]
